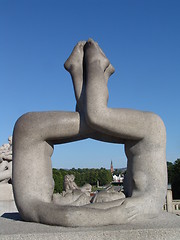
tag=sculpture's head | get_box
[64,174,75,183]
[70,174,75,181]
[8,136,12,145]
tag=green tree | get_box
[52,167,113,193]
[171,159,180,199]
[89,168,99,186]
[53,168,63,193]
[167,161,174,184]
[98,168,112,186]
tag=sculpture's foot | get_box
[84,38,110,71]
[104,64,115,83]
[110,202,138,224]
[119,196,161,222]
[64,41,86,73]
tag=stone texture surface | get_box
[0,201,17,216]
[53,174,92,206]
[0,136,12,184]
[0,184,14,201]
[12,39,168,227]
[0,184,17,216]
[0,212,180,240]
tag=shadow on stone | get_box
[1,212,22,221]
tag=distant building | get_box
[112,174,124,183]
[110,160,124,184]
[110,160,114,174]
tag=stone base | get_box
[0,184,17,216]
[0,212,180,240]
[0,184,14,201]
[0,200,17,216]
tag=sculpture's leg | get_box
[12,111,90,222]
[64,41,86,103]
[13,111,135,226]
[64,40,117,144]
[53,191,91,206]
[64,41,115,112]
[84,38,167,219]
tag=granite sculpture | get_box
[12,39,167,227]
[63,174,92,193]
[0,136,12,184]
[0,136,15,209]
[53,174,92,206]
[53,174,125,206]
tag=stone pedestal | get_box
[166,189,173,213]
[0,212,180,240]
[0,184,17,216]
[0,200,17,216]
[0,184,14,201]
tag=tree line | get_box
[167,159,180,199]
[53,167,112,193]
[53,159,180,199]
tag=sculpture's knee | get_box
[17,198,42,223]
[146,112,166,141]
[19,201,38,223]
[13,112,40,139]
[152,113,166,132]
[85,105,107,130]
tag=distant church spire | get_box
[110,160,114,174]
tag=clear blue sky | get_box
[0,0,180,169]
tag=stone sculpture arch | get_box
[13,39,167,226]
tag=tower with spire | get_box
[110,160,114,174]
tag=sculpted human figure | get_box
[63,174,92,194]
[12,39,167,226]
[0,159,12,183]
[53,174,92,206]
[63,174,79,191]
[0,136,12,162]
[0,136,13,184]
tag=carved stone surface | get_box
[1,212,180,240]
[53,175,125,206]
[0,136,17,215]
[0,184,14,201]
[63,174,92,194]
[0,136,12,184]
[53,175,92,206]
[13,39,167,227]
